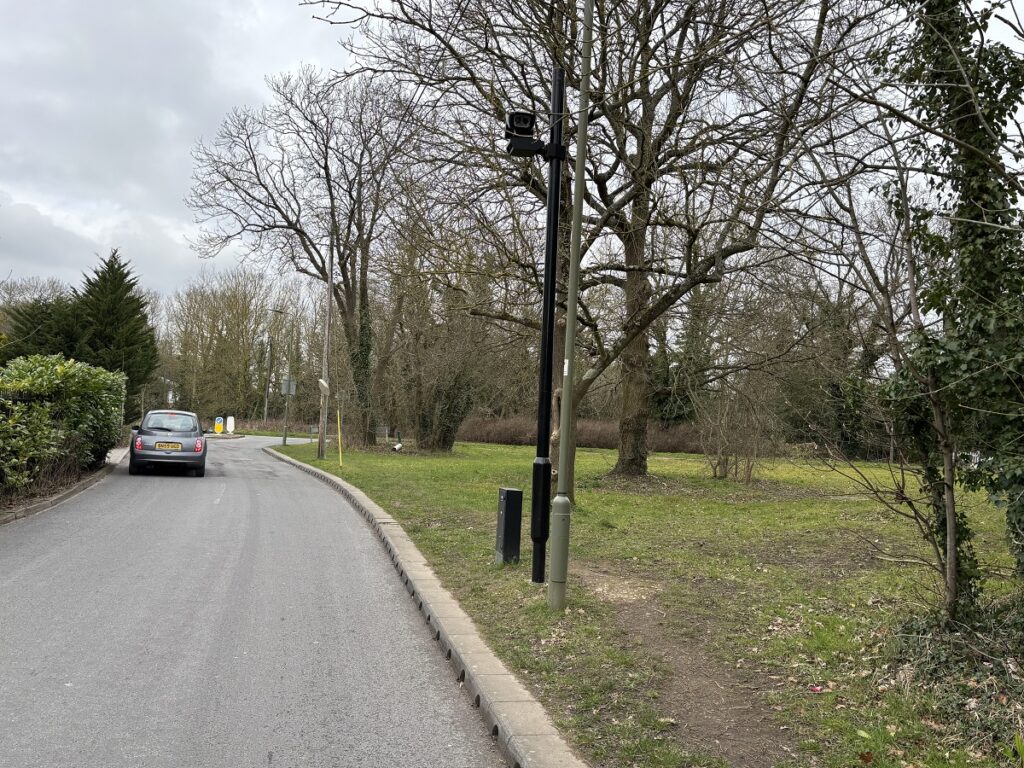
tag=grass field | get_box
[276,441,1017,768]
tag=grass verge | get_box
[276,441,1018,768]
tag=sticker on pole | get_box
[214,416,224,434]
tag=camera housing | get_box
[505,111,537,138]
[504,110,545,157]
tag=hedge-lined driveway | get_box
[0,437,499,768]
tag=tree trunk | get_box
[550,159,573,478]
[614,342,650,475]
[941,439,958,618]
[351,301,376,446]
[564,401,578,503]
[551,323,567,476]
[342,261,376,447]
[612,227,651,476]
[550,380,580,502]
[932,400,959,619]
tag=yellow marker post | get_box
[336,408,343,468]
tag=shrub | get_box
[456,417,704,453]
[457,415,536,446]
[417,374,474,452]
[0,355,126,495]
[0,398,59,491]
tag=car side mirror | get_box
[132,424,141,431]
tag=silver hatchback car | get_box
[129,410,208,477]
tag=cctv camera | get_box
[505,111,536,138]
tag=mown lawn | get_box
[277,441,1017,768]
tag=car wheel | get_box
[194,463,206,478]
[128,459,140,475]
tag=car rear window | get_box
[143,412,198,432]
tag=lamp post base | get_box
[548,493,571,609]
[530,457,552,583]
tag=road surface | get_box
[0,437,501,768]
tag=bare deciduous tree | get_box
[307,0,881,475]
[188,68,413,444]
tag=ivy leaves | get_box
[896,0,1024,574]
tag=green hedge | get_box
[0,354,126,494]
[0,399,59,491]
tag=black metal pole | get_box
[531,65,566,584]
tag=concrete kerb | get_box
[0,447,129,527]
[262,446,591,768]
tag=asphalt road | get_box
[0,437,502,768]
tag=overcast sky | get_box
[0,0,349,294]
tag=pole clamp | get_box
[544,143,567,161]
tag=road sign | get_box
[226,416,235,434]
[281,377,296,396]
[215,416,224,434]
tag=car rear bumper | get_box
[131,449,206,466]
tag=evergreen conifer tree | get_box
[1,294,85,365]
[75,250,158,418]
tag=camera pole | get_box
[317,249,333,460]
[530,66,566,584]
[549,0,594,610]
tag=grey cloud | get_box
[2,1,254,217]
[0,0,347,291]
[0,193,227,295]
[103,217,210,292]
[0,197,99,285]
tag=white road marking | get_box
[213,483,227,505]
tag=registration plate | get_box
[155,442,182,451]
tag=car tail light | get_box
[134,436,143,450]
[194,438,204,453]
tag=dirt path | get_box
[578,565,799,768]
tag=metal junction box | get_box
[496,487,523,564]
